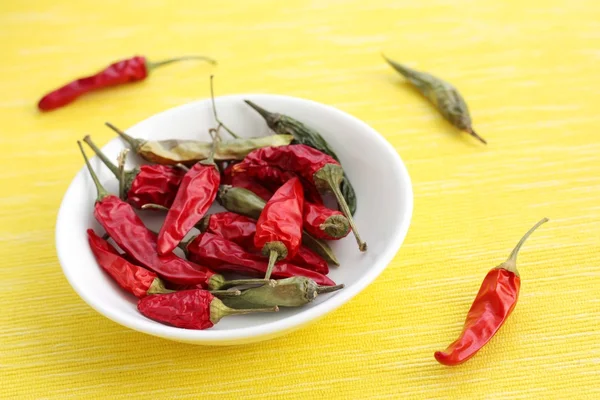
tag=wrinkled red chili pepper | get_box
[184,232,336,286]
[137,289,278,330]
[39,55,215,111]
[83,135,184,209]
[222,164,273,202]
[303,201,350,240]
[254,177,304,279]
[156,131,221,255]
[88,229,172,297]
[234,144,366,251]
[197,212,329,274]
[434,218,549,366]
[78,141,226,290]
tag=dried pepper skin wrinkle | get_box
[434,218,549,366]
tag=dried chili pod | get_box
[217,185,340,266]
[244,100,357,215]
[233,145,366,251]
[383,55,486,145]
[222,163,273,202]
[83,135,185,209]
[303,201,350,240]
[137,289,278,330]
[222,277,344,309]
[106,122,293,165]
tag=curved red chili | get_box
[185,232,336,286]
[303,201,350,240]
[434,218,549,366]
[233,144,365,250]
[254,177,304,279]
[39,55,215,111]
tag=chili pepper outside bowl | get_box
[56,94,413,345]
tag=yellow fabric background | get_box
[1,0,599,398]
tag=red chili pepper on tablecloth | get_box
[184,232,336,286]
[38,55,215,112]
[197,212,329,274]
[233,144,366,251]
[87,229,172,297]
[434,218,549,366]
[253,177,304,279]
[83,136,184,209]
[156,131,221,255]
[78,142,253,290]
[138,289,278,330]
[302,201,350,240]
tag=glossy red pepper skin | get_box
[157,163,220,255]
[434,268,520,366]
[254,177,304,260]
[39,56,148,111]
[126,164,185,209]
[138,289,215,330]
[200,212,329,274]
[303,201,350,240]
[186,232,335,286]
[94,195,216,287]
[87,229,157,298]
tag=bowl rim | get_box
[56,93,413,344]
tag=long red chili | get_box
[87,229,172,297]
[197,212,329,274]
[254,177,304,279]
[39,55,215,111]
[184,232,336,286]
[156,131,220,255]
[434,218,549,366]
[233,144,366,250]
[138,289,278,330]
[83,135,184,209]
[77,142,223,289]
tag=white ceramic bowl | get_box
[56,94,413,345]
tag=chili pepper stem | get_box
[210,75,239,139]
[117,149,129,200]
[498,218,549,275]
[316,284,344,294]
[209,290,242,297]
[77,141,109,202]
[211,299,279,324]
[146,56,217,71]
[265,249,279,280]
[320,215,350,238]
[105,122,144,152]
[83,136,119,176]
[467,128,487,145]
[218,279,276,289]
[147,278,174,295]
[200,128,221,166]
[141,203,169,211]
[314,164,367,251]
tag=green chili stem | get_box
[77,141,109,202]
[202,128,220,165]
[105,122,144,151]
[117,149,129,200]
[265,250,279,280]
[209,290,241,297]
[219,279,275,289]
[500,218,549,275]
[83,136,119,177]
[210,75,239,139]
[146,55,217,71]
[141,203,169,211]
[316,284,344,294]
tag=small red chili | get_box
[83,135,185,209]
[222,163,273,202]
[254,177,304,279]
[197,212,329,274]
[303,201,350,240]
[184,232,336,286]
[39,55,215,111]
[156,131,221,255]
[87,229,172,297]
[233,144,366,251]
[434,218,548,366]
[137,289,278,330]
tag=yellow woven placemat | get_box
[1,0,599,398]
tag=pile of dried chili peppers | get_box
[77,81,365,330]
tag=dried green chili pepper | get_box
[222,277,344,309]
[383,55,486,145]
[244,100,357,215]
[105,122,294,165]
[217,185,340,266]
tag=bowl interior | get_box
[56,94,413,344]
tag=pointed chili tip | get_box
[468,129,487,145]
[243,99,274,122]
[434,351,454,366]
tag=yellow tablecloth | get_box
[1,1,599,398]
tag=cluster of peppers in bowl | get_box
[79,99,358,330]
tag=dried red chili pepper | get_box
[39,55,215,112]
[184,232,336,286]
[434,218,549,366]
[254,177,304,279]
[197,212,329,274]
[233,144,366,251]
[156,130,221,255]
[83,135,184,209]
[78,142,253,290]
[88,229,172,297]
[303,201,350,240]
[222,163,273,202]
[138,289,278,330]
